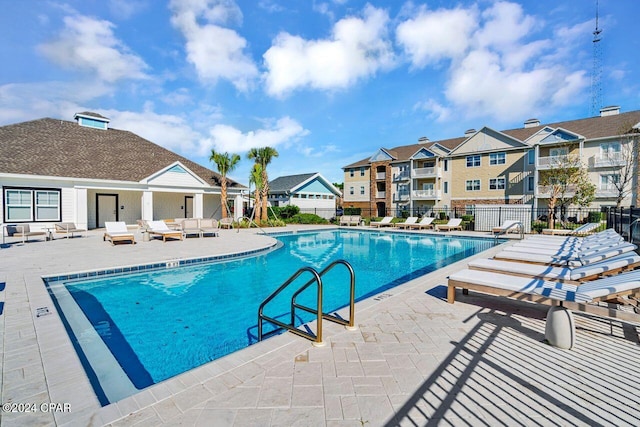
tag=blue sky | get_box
[1,0,639,185]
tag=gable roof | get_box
[269,172,341,196]
[0,118,244,188]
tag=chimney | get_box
[464,129,476,137]
[418,136,429,144]
[600,106,620,117]
[524,118,540,128]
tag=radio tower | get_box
[590,0,603,117]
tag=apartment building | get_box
[342,106,640,216]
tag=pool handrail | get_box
[257,266,324,345]
[290,259,356,330]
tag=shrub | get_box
[438,212,447,220]
[286,213,329,224]
[531,221,546,234]
[587,211,604,223]
[461,214,474,222]
[268,205,300,219]
[344,207,361,215]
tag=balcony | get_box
[537,155,571,169]
[393,191,410,202]
[411,167,441,179]
[593,152,625,168]
[596,184,619,198]
[375,191,386,199]
[376,172,386,180]
[535,184,577,197]
[393,172,410,181]
[411,189,441,200]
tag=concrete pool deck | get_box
[1,225,639,426]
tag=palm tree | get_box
[249,163,263,221]
[247,147,279,222]
[209,149,241,219]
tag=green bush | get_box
[344,207,361,215]
[438,212,447,220]
[461,214,474,222]
[531,221,546,234]
[587,211,604,223]
[286,213,329,224]
[268,205,300,219]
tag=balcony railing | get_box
[411,167,441,178]
[393,191,410,202]
[393,172,410,181]
[593,152,625,168]
[376,172,386,180]
[596,184,619,197]
[375,191,386,199]
[536,155,578,169]
[411,189,441,200]
[535,184,577,197]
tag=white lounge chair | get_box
[501,239,626,257]
[104,221,136,245]
[469,252,640,283]
[147,220,183,242]
[407,216,435,230]
[370,217,394,228]
[492,220,522,235]
[396,217,418,229]
[541,222,600,236]
[435,218,462,232]
[448,268,640,349]
[494,241,637,267]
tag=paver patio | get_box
[1,226,639,426]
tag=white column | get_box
[75,188,88,230]
[234,194,243,221]
[194,193,203,218]
[142,191,153,221]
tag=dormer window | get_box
[74,112,110,130]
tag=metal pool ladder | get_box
[257,259,356,347]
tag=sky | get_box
[1,0,639,186]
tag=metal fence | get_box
[606,206,640,244]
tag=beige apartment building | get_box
[342,106,640,216]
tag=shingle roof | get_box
[0,118,244,188]
[342,109,640,169]
[269,173,317,192]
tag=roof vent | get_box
[524,118,540,128]
[418,136,430,144]
[600,105,620,117]
[464,129,476,136]
[74,112,110,130]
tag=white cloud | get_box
[263,5,394,97]
[108,0,148,20]
[403,1,589,122]
[396,6,478,68]
[38,15,149,82]
[169,0,258,91]
[205,117,310,153]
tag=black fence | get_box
[606,206,640,244]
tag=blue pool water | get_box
[46,230,499,403]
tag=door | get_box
[184,196,193,218]
[376,202,386,217]
[96,194,118,228]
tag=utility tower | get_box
[590,0,603,117]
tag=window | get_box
[443,182,449,194]
[360,167,366,176]
[489,178,506,190]
[360,186,365,195]
[4,187,61,222]
[349,169,354,177]
[349,186,354,195]
[528,149,535,165]
[489,152,506,165]
[600,174,620,189]
[443,160,448,171]
[527,176,535,192]
[465,180,480,191]
[466,155,481,167]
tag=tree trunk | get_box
[261,173,269,222]
[220,178,228,219]
[253,188,261,221]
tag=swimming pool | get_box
[44,229,500,404]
